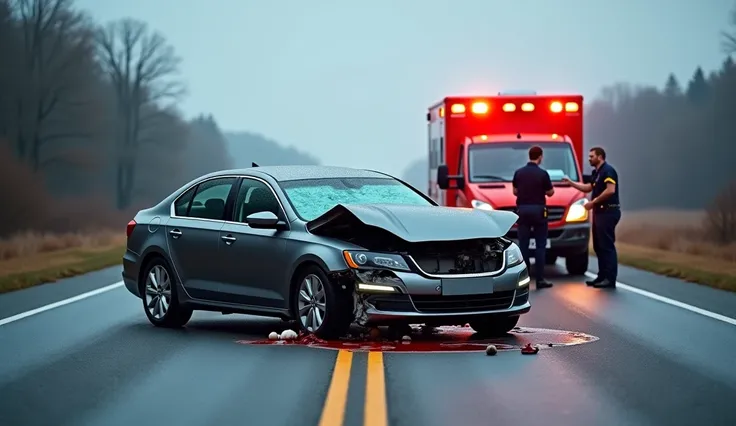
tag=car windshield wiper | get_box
[472,174,509,182]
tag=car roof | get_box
[209,165,392,182]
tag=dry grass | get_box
[608,209,736,292]
[0,230,125,261]
[1,209,735,294]
[616,210,736,262]
[0,230,126,293]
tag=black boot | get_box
[585,277,603,286]
[593,278,616,288]
[536,279,553,289]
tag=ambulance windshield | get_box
[468,142,579,183]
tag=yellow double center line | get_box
[318,350,388,426]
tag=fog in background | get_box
[1,0,735,237]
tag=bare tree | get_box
[723,2,736,55]
[704,181,736,244]
[10,0,95,170]
[94,18,185,209]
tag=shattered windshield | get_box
[280,177,432,221]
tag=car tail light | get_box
[126,219,136,238]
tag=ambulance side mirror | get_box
[437,164,465,190]
[582,174,592,184]
[437,165,450,189]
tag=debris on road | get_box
[280,329,298,340]
[521,343,539,355]
[268,332,279,340]
[368,327,381,340]
[485,344,498,356]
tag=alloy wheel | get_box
[297,274,327,332]
[145,265,172,320]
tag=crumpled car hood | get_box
[306,203,518,242]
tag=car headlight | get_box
[343,250,410,272]
[565,198,589,222]
[471,199,494,211]
[518,268,531,287]
[505,243,524,267]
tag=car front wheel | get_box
[142,258,193,328]
[292,265,352,339]
[470,315,520,337]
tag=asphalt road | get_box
[1,261,736,426]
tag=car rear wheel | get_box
[470,315,520,337]
[142,258,193,328]
[292,265,352,340]
[565,252,589,275]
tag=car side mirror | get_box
[246,211,287,230]
[437,164,465,190]
[582,174,592,184]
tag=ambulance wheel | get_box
[565,253,589,276]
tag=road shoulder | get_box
[587,257,736,320]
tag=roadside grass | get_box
[599,210,736,292]
[0,231,125,294]
[0,209,734,295]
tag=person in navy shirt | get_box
[512,146,555,289]
[563,146,620,288]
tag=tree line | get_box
[584,3,736,241]
[0,0,235,237]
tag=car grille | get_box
[410,290,516,313]
[499,206,566,222]
[412,255,503,276]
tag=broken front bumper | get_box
[350,262,531,325]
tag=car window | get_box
[174,186,196,216]
[233,178,283,223]
[186,177,236,220]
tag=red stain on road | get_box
[236,326,598,353]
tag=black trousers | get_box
[516,204,548,281]
[592,209,621,282]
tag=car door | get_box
[166,176,237,301]
[216,176,290,309]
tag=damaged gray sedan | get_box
[123,165,531,339]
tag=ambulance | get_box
[426,93,591,275]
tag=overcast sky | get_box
[76,0,735,177]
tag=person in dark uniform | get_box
[563,146,620,288]
[512,146,554,289]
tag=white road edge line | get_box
[0,281,124,327]
[583,271,736,326]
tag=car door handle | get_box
[169,229,182,238]
[221,235,237,245]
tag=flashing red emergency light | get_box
[471,101,489,114]
[450,103,465,114]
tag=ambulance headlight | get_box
[471,199,494,211]
[565,198,589,222]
